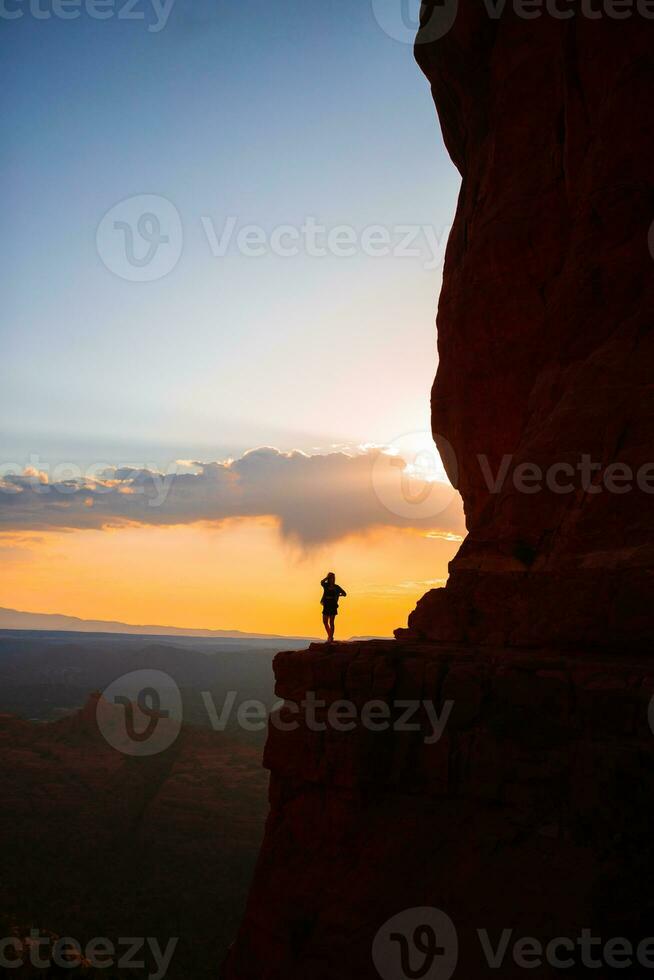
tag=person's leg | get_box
[322,612,330,640]
[329,614,335,642]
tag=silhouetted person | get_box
[320,572,347,643]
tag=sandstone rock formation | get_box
[399,5,654,649]
[222,7,654,978]
[223,642,654,978]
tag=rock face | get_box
[223,642,654,978]
[222,8,654,978]
[399,5,654,648]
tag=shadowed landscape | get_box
[0,631,303,977]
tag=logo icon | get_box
[97,669,183,756]
[96,194,183,282]
[372,0,459,45]
[371,431,459,520]
[373,907,459,980]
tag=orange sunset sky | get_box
[0,444,466,637]
[0,520,463,638]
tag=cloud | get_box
[0,446,465,546]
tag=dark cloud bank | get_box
[0,447,465,547]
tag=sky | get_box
[0,0,464,636]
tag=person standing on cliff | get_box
[320,572,347,643]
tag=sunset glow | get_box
[0,517,463,637]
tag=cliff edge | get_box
[223,641,654,978]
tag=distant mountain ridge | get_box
[0,605,306,640]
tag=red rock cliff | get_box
[222,8,654,979]
[223,642,654,978]
[400,5,654,648]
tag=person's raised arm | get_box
[321,577,329,588]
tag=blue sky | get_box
[1,0,461,469]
